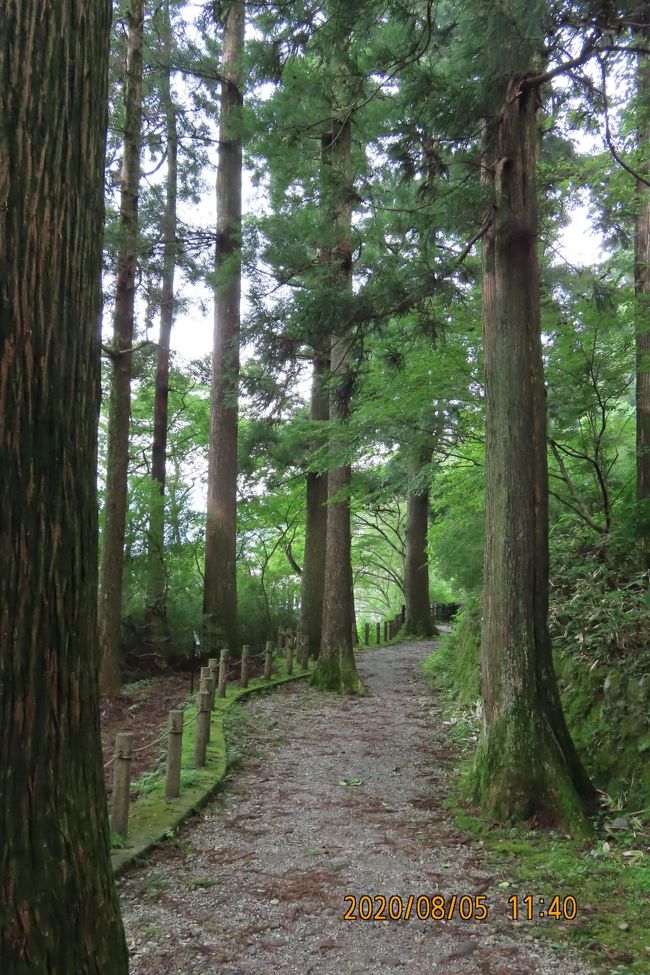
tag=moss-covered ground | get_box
[423,622,650,975]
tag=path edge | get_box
[111,669,312,877]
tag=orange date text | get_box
[343,894,489,922]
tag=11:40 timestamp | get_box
[508,894,578,921]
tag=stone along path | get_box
[118,642,595,975]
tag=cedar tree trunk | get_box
[477,76,596,829]
[0,1,129,970]
[146,0,179,645]
[99,0,145,695]
[204,0,244,656]
[299,349,329,659]
[636,16,650,505]
[312,116,364,695]
[403,450,435,638]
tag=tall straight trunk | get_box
[146,0,178,643]
[351,583,359,646]
[99,0,145,695]
[0,1,128,970]
[478,75,595,829]
[312,116,364,695]
[635,15,650,505]
[403,447,435,638]
[204,0,244,656]
[299,348,329,658]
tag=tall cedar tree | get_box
[204,0,245,656]
[635,10,650,503]
[477,13,596,827]
[99,0,146,695]
[0,0,129,970]
[146,0,179,641]
[312,23,364,692]
[298,346,329,658]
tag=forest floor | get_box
[116,642,597,975]
[101,674,192,800]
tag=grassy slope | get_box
[423,612,650,975]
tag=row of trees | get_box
[2,0,649,969]
[97,0,649,807]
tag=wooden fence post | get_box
[286,636,294,675]
[208,657,218,708]
[299,635,309,672]
[376,621,381,645]
[199,676,212,741]
[264,640,273,680]
[217,646,228,698]
[194,690,211,767]
[201,665,214,709]
[384,620,389,642]
[165,710,183,800]
[364,622,370,646]
[111,731,133,839]
[240,645,250,688]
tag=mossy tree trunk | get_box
[204,0,245,656]
[99,0,145,696]
[0,0,129,970]
[478,71,596,829]
[299,347,329,659]
[146,0,179,650]
[403,445,436,638]
[312,113,364,695]
[635,14,650,509]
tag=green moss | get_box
[468,716,593,839]
[556,648,650,811]
[457,817,650,974]
[311,649,365,694]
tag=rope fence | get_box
[108,638,302,840]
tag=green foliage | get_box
[422,597,481,704]
[133,761,166,796]
[549,526,650,809]
[426,528,650,812]
[429,450,485,596]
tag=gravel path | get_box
[119,642,596,974]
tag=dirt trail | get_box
[119,642,595,975]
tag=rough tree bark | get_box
[312,114,364,695]
[403,446,436,638]
[99,0,145,695]
[204,0,245,656]
[635,13,650,505]
[477,72,596,829]
[298,348,329,659]
[146,0,179,646]
[0,1,129,970]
